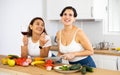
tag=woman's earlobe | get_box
[29,25,32,30]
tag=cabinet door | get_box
[92,0,108,19]
[47,0,93,20]
[100,55,118,70]
[92,54,103,68]
[92,54,118,70]
[118,57,120,71]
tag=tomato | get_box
[45,59,54,68]
[15,58,26,66]
[46,59,53,64]
[45,63,54,67]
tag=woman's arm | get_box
[57,43,63,56]
[21,36,28,58]
[39,34,52,57]
[61,29,94,60]
[21,46,28,58]
[56,31,63,56]
[40,46,50,57]
[73,29,94,57]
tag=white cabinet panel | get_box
[101,55,117,70]
[118,57,120,71]
[92,54,103,68]
[47,0,92,20]
[46,0,107,20]
[92,54,118,70]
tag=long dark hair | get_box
[60,6,77,17]
[27,17,47,37]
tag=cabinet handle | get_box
[105,6,108,12]
[91,7,93,17]
[116,58,118,70]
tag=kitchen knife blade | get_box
[44,56,62,61]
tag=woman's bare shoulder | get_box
[76,28,87,39]
[56,30,61,36]
[73,25,83,32]
[77,28,84,34]
[56,30,62,41]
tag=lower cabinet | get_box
[92,54,118,70]
[50,50,120,70]
[118,57,120,71]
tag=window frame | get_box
[103,0,120,35]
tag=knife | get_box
[44,56,62,61]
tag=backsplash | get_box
[45,20,120,47]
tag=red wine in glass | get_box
[21,25,28,35]
[21,32,28,35]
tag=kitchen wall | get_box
[0,0,120,56]
[42,0,120,47]
[0,0,43,56]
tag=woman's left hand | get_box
[61,53,75,60]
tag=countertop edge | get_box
[50,45,120,56]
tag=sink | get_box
[0,68,31,75]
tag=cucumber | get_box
[69,64,81,70]
[81,66,87,74]
[83,65,94,72]
[8,55,19,59]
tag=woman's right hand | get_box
[60,53,75,60]
[23,35,28,46]
[39,32,48,46]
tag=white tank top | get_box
[59,29,87,62]
[27,35,52,57]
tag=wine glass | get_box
[21,25,28,35]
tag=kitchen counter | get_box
[50,45,120,56]
[93,50,120,56]
[0,55,120,75]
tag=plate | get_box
[54,66,80,74]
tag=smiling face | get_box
[61,9,76,26]
[27,17,47,37]
[30,19,45,35]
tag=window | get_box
[104,0,120,35]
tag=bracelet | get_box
[39,46,43,49]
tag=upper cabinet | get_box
[46,0,108,20]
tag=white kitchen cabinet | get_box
[101,55,118,70]
[46,0,107,20]
[118,57,120,71]
[92,54,103,68]
[92,54,118,70]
